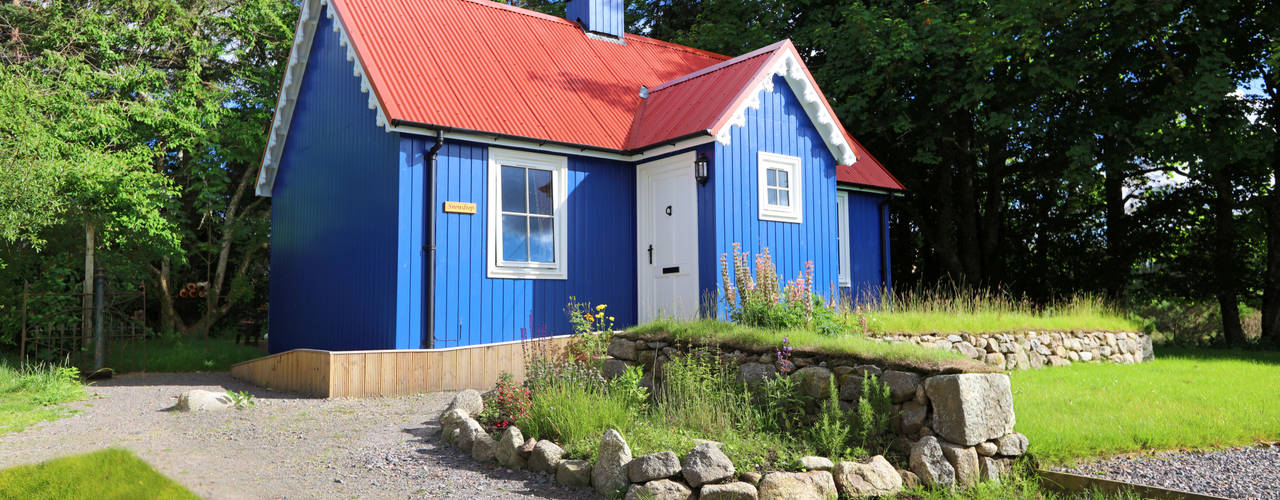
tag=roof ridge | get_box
[651,40,788,92]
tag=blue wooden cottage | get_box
[255,0,905,353]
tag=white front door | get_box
[637,152,700,323]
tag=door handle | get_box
[665,205,672,216]
[648,244,653,265]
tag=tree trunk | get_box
[82,221,95,347]
[159,255,175,333]
[1211,167,1246,346]
[1261,74,1280,346]
[1102,137,1131,299]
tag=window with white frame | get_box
[758,151,803,223]
[487,148,568,279]
[835,191,851,287]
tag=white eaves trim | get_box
[255,0,392,197]
[712,47,858,166]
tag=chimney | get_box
[566,0,624,39]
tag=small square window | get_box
[758,152,802,223]
[488,148,568,279]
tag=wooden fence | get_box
[230,335,574,398]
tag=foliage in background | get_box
[0,361,83,435]
[1011,347,1280,464]
[105,335,264,373]
[0,448,198,500]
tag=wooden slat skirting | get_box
[229,336,575,398]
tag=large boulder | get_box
[924,374,1016,445]
[602,359,630,380]
[940,442,980,488]
[797,456,833,472]
[681,442,735,487]
[628,451,682,483]
[557,459,593,487]
[995,432,1029,457]
[738,362,778,388]
[832,456,903,497]
[471,432,498,463]
[794,366,834,399]
[979,456,1006,483]
[447,389,484,417]
[623,479,693,500]
[882,370,921,403]
[174,390,233,412]
[527,440,565,473]
[900,401,927,435]
[699,482,758,500]
[1140,335,1154,362]
[757,471,838,500]
[454,418,485,453]
[495,426,527,469]
[608,337,639,361]
[439,408,470,438]
[909,436,956,487]
[592,429,633,494]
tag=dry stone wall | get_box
[873,331,1154,370]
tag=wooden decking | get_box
[230,335,574,398]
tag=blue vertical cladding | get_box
[709,75,841,318]
[268,6,401,353]
[566,0,624,37]
[843,190,892,301]
[402,137,639,347]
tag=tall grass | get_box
[850,288,1142,334]
[107,335,265,373]
[0,361,84,435]
[653,351,756,434]
[0,449,197,499]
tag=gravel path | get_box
[0,372,594,499]
[1056,443,1280,499]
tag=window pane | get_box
[767,188,778,206]
[529,217,555,263]
[777,170,789,188]
[767,169,777,187]
[527,169,553,216]
[778,190,790,207]
[501,167,527,213]
[501,215,528,261]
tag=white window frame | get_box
[487,148,569,280]
[836,191,851,287]
[757,151,803,223]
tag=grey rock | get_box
[471,432,498,463]
[900,401,927,435]
[882,370,921,403]
[853,364,884,379]
[608,337,639,361]
[174,390,233,412]
[593,429,633,494]
[681,442,734,487]
[528,440,565,473]
[439,408,469,439]
[976,441,998,457]
[979,456,1004,483]
[924,373,1016,445]
[454,418,485,453]
[602,358,630,380]
[557,459,593,487]
[699,482,758,500]
[984,352,1006,370]
[628,451,682,483]
[757,471,838,500]
[1140,335,1154,361]
[910,436,956,487]
[941,442,980,488]
[832,456,903,497]
[955,341,984,360]
[495,426,527,469]
[899,469,921,488]
[797,456,833,471]
[837,375,864,401]
[739,471,763,485]
[995,432,1029,457]
[1079,351,1094,362]
[447,389,484,417]
[519,437,537,457]
[794,366,834,399]
[738,362,778,388]
[623,479,693,500]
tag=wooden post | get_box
[19,280,27,368]
[82,221,95,349]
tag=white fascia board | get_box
[712,47,858,166]
[388,123,715,162]
[255,0,392,197]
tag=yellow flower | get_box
[595,304,607,311]
[608,316,615,322]
[585,313,594,322]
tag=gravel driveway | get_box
[1055,443,1280,499]
[0,372,594,500]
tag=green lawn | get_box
[107,335,265,373]
[1011,347,1280,464]
[0,361,84,435]
[0,449,197,500]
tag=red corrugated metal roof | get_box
[838,137,905,191]
[321,0,904,191]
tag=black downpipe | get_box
[878,195,892,307]
[424,130,444,349]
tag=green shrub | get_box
[807,375,851,459]
[479,372,530,428]
[757,371,805,435]
[850,374,894,454]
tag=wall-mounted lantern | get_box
[694,153,709,186]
